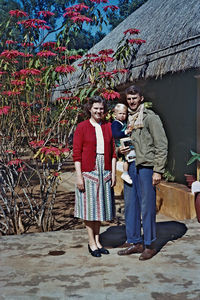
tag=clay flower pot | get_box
[184,174,196,188]
[195,193,200,223]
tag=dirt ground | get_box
[51,185,122,232]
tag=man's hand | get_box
[152,172,162,186]
[119,145,130,155]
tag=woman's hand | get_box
[76,174,85,191]
[111,157,116,187]
[75,161,85,191]
[111,173,116,187]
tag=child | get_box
[111,103,136,184]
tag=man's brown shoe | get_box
[117,243,144,255]
[118,242,134,248]
[139,248,157,261]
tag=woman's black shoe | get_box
[98,247,110,255]
[88,245,101,257]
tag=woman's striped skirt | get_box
[74,154,115,221]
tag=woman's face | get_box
[89,102,105,123]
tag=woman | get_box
[73,96,116,257]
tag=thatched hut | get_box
[55,0,200,184]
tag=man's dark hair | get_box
[125,85,142,96]
[84,96,108,117]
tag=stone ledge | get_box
[156,181,196,220]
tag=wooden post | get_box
[195,75,200,180]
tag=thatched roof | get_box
[90,0,200,78]
[53,0,200,97]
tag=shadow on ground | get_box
[100,221,188,252]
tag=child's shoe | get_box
[121,173,132,184]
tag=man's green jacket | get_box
[130,108,168,174]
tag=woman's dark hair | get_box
[84,96,108,117]
[125,85,142,96]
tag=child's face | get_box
[115,108,127,122]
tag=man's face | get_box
[126,93,144,111]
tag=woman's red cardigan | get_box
[73,119,116,172]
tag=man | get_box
[118,85,168,260]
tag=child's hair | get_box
[114,103,128,113]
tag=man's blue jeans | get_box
[124,161,156,246]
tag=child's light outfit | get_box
[111,119,135,185]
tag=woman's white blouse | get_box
[89,119,104,154]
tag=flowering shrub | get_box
[0,3,145,235]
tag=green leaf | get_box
[51,71,57,82]
[90,87,99,97]
[79,87,87,100]
[190,150,197,156]
[35,59,40,68]
[5,20,10,29]
[187,156,199,165]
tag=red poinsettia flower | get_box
[40,146,62,156]
[61,147,70,153]
[21,42,34,47]
[19,68,41,76]
[38,25,51,30]
[98,49,114,55]
[0,106,11,115]
[86,53,98,58]
[7,159,23,166]
[17,19,47,29]
[71,15,92,23]
[55,47,67,52]
[17,165,27,172]
[89,0,108,3]
[112,68,128,74]
[55,65,75,73]
[37,50,56,57]
[53,172,60,177]
[56,96,71,101]
[22,53,34,58]
[11,80,26,86]
[91,55,114,63]
[99,71,113,78]
[5,40,17,45]
[65,3,89,12]
[38,11,55,17]
[20,102,30,108]
[29,140,45,148]
[101,90,120,100]
[128,39,146,45]
[63,11,80,18]
[2,91,21,96]
[124,28,140,35]
[9,10,28,18]
[103,5,119,12]
[0,50,24,59]
[42,42,56,49]
[65,54,82,60]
